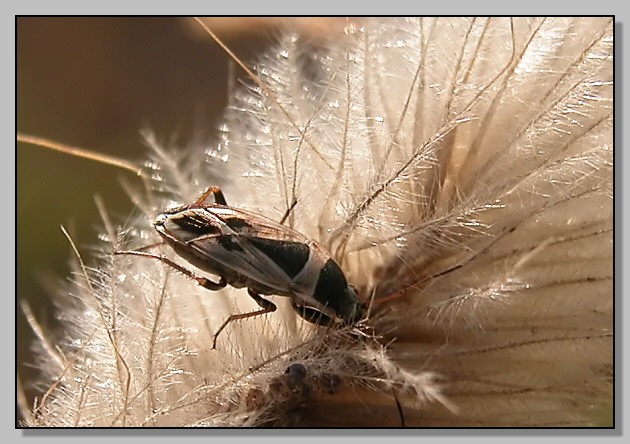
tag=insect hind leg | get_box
[291,302,334,327]
[212,288,277,349]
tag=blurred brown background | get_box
[17,17,345,422]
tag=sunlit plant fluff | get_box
[22,17,612,427]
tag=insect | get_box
[116,186,365,348]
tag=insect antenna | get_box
[113,249,227,292]
[131,241,165,253]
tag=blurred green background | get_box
[17,16,343,422]
[17,17,310,420]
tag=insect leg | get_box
[278,199,298,225]
[193,186,227,206]
[212,288,277,349]
[114,250,226,290]
[291,302,334,327]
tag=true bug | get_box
[116,186,365,348]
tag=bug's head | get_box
[155,203,190,219]
[152,207,221,246]
[152,211,179,239]
[152,206,185,233]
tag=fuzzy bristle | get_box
[24,17,612,427]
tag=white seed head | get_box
[24,17,612,427]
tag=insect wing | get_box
[186,206,312,293]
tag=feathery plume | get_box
[23,17,612,427]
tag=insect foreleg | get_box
[193,186,227,206]
[212,288,277,349]
[114,250,227,291]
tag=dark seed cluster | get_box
[244,363,342,425]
